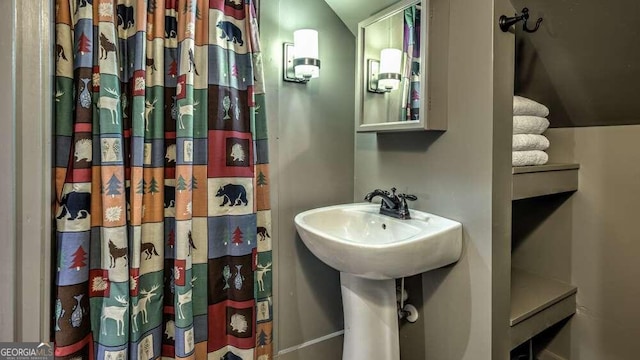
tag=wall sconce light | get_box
[283,29,321,83]
[367,48,402,93]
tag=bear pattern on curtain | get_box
[53,0,272,359]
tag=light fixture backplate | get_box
[367,59,385,93]
[283,42,307,83]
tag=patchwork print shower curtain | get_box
[54,0,272,359]
[402,5,420,121]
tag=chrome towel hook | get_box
[499,7,543,33]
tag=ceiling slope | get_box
[323,0,399,35]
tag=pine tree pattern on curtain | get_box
[53,0,272,359]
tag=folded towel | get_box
[512,150,549,166]
[514,96,550,117]
[513,134,550,151]
[513,116,550,135]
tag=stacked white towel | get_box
[513,116,549,135]
[514,96,549,117]
[512,96,550,166]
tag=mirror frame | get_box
[355,0,448,133]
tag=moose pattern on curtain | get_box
[54,0,272,359]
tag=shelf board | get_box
[510,268,577,350]
[512,163,580,200]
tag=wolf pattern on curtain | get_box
[53,0,272,359]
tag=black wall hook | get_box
[499,7,543,33]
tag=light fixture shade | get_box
[293,29,320,79]
[378,48,402,90]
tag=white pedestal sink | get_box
[294,203,462,360]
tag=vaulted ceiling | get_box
[322,0,399,35]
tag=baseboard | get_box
[276,331,344,360]
[538,349,568,360]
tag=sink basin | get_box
[295,203,463,360]
[294,203,462,280]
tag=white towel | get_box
[513,134,550,151]
[512,150,549,166]
[513,116,549,135]
[514,96,550,117]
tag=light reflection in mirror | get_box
[362,2,421,124]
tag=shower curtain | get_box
[402,5,420,121]
[53,0,272,359]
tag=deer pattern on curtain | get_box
[53,0,272,359]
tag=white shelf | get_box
[510,268,577,350]
[512,163,580,200]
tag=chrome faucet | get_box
[364,187,417,219]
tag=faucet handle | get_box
[398,193,417,201]
[396,193,416,219]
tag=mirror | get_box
[356,0,447,132]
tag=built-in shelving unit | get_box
[512,163,580,200]
[510,163,580,352]
[510,268,577,350]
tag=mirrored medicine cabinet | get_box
[355,0,448,132]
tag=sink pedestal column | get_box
[340,272,400,360]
